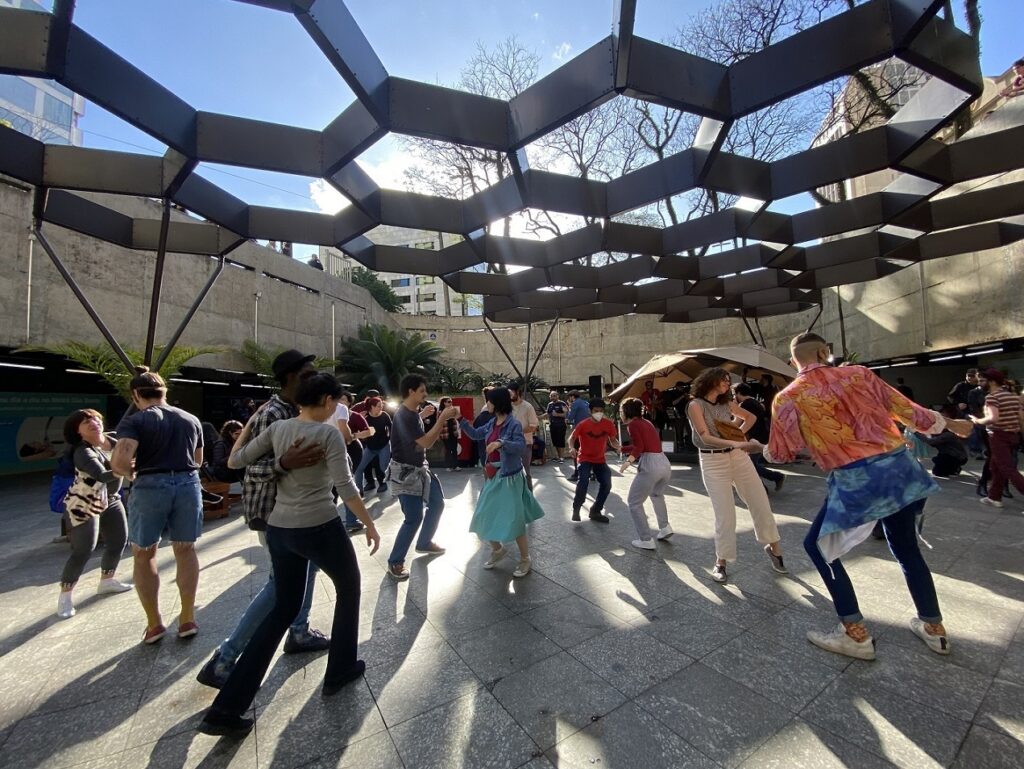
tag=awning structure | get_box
[608,347,797,402]
[1,0,1022,325]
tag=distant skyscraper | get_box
[0,1,85,146]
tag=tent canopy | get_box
[608,346,797,402]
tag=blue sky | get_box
[29,1,1024,256]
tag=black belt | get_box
[698,448,733,454]
[136,468,197,476]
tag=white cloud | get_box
[531,12,540,21]
[308,179,349,215]
[552,41,572,62]
[307,147,417,215]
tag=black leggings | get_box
[60,499,127,586]
[443,436,460,469]
[210,518,361,716]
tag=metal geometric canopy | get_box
[2,0,1022,324]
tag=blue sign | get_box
[0,392,108,476]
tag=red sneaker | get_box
[177,621,199,639]
[142,624,167,644]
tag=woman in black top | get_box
[209,420,245,483]
[438,396,462,471]
[57,409,132,619]
[354,398,393,494]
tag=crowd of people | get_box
[46,341,1022,739]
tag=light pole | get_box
[254,291,262,344]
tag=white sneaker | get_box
[512,559,532,578]
[910,617,950,655]
[57,591,75,619]
[807,624,876,660]
[979,497,1004,509]
[97,578,133,595]
[632,538,656,551]
[656,526,674,541]
[484,547,507,569]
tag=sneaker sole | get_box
[656,532,673,541]
[388,572,410,581]
[807,635,877,661]
[197,721,253,739]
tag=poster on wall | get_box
[0,393,108,476]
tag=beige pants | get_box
[698,449,780,562]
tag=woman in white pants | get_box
[619,397,674,550]
[686,368,787,584]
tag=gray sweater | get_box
[230,418,357,529]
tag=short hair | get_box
[295,372,342,407]
[338,390,353,404]
[220,420,243,442]
[129,366,166,399]
[966,368,978,376]
[1016,58,1024,67]
[790,332,828,350]
[734,382,754,397]
[488,387,513,415]
[620,397,643,420]
[549,390,560,397]
[365,396,383,410]
[588,398,606,411]
[482,385,494,399]
[691,367,732,404]
[399,374,426,398]
[63,408,103,447]
[508,380,522,392]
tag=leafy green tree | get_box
[337,324,443,396]
[18,341,222,403]
[351,267,406,313]
[427,362,486,394]
[238,340,335,380]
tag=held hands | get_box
[485,440,502,454]
[364,523,381,555]
[441,406,461,422]
[738,439,763,454]
[947,418,974,439]
[280,437,324,470]
[421,404,437,419]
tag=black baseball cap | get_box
[272,349,315,381]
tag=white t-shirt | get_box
[324,403,350,425]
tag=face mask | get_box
[592,413,604,421]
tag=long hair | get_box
[691,367,732,404]
[220,420,243,442]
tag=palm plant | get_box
[337,324,443,396]
[238,340,335,381]
[427,361,486,394]
[18,341,223,403]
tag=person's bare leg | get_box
[133,544,162,629]
[172,541,199,626]
[515,534,529,561]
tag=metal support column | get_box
[739,313,760,346]
[524,322,533,385]
[753,316,767,347]
[804,304,824,334]
[33,225,135,373]
[524,317,559,385]
[143,199,172,366]
[153,240,242,370]
[482,316,527,382]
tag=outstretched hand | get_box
[946,418,974,440]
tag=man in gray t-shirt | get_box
[386,374,460,581]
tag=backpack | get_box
[49,454,76,513]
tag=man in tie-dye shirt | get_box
[765,333,972,661]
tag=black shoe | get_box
[198,710,254,739]
[568,475,578,483]
[322,660,366,697]
[774,475,785,492]
[571,507,582,522]
[196,651,230,690]
[283,627,331,654]
[589,511,610,524]
[377,483,388,493]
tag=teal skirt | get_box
[470,470,545,542]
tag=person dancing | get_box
[686,368,787,584]
[459,387,544,577]
[618,397,674,550]
[199,373,379,738]
[766,333,973,660]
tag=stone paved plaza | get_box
[0,458,1021,769]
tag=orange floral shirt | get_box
[765,364,943,471]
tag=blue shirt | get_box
[567,399,591,426]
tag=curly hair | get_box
[691,367,732,404]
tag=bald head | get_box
[790,332,829,368]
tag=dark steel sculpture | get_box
[1,0,1022,330]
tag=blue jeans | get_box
[751,453,783,483]
[211,519,360,717]
[353,445,391,494]
[219,535,318,663]
[389,475,445,567]
[127,470,203,547]
[573,462,612,513]
[804,498,941,624]
[968,424,986,456]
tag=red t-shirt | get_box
[626,418,661,459]
[570,418,618,464]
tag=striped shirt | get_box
[985,389,1022,433]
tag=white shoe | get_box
[57,591,76,619]
[632,538,656,551]
[910,617,950,655]
[97,578,133,595]
[484,547,507,569]
[807,624,876,660]
[979,497,1004,509]
[656,526,674,541]
[512,558,532,578]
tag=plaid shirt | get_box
[241,394,297,527]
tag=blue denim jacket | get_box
[460,416,526,477]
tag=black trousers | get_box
[210,518,361,716]
[932,453,965,477]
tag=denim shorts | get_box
[128,471,203,547]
